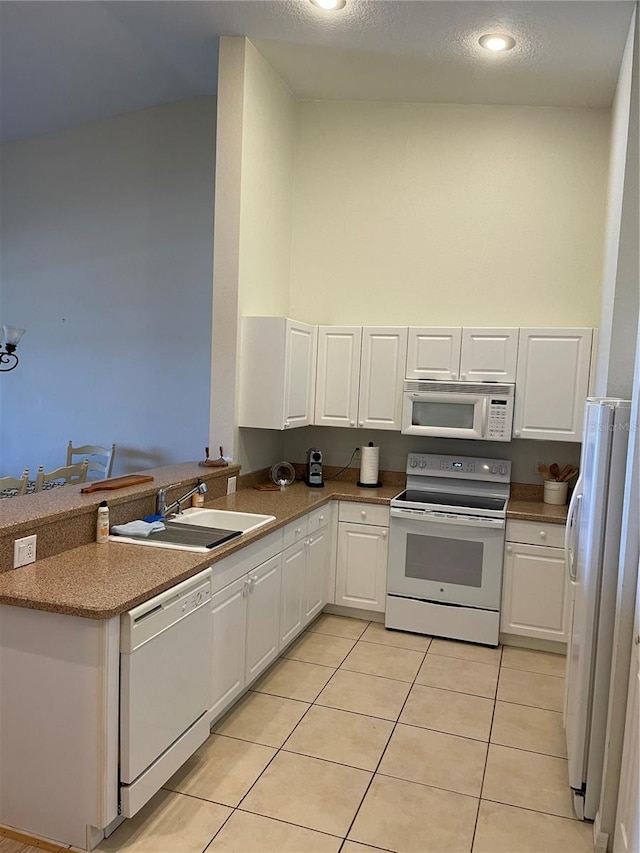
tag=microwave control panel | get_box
[487,397,514,441]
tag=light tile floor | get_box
[98,614,594,853]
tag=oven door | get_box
[401,392,487,439]
[388,509,504,609]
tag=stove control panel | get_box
[406,453,511,483]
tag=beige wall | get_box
[289,101,610,326]
[238,40,297,316]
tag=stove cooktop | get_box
[392,489,508,513]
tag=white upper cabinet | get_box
[459,328,519,383]
[406,327,461,380]
[513,328,593,442]
[315,326,407,431]
[358,328,408,430]
[407,327,518,382]
[314,327,362,428]
[238,317,317,430]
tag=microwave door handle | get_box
[480,397,489,438]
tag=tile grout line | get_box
[338,637,432,847]
[208,625,373,845]
[469,643,502,852]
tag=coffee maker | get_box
[305,448,324,487]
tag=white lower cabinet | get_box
[280,539,306,648]
[305,526,329,622]
[210,576,247,721]
[335,503,389,613]
[245,554,281,682]
[279,511,330,650]
[501,521,570,644]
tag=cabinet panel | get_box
[406,328,462,380]
[460,328,518,383]
[506,520,565,549]
[501,542,570,642]
[305,527,329,624]
[336,523,388,612]
[238,317,316,430]
[245,554,281,682]
[338,502,390,527]
[284,321,317,428]
[514,328,593,442]
[314,327,362,427]
[358,327,408,430]
[279,541,305,650]
[210,577,247,720]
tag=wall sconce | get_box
[0,325,26,372]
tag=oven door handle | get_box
[390,508,505,530]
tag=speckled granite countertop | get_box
[0,481,399,619]
[0,471,567,619]
[506,499,568,524]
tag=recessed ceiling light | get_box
[310,0,346,10]
[478,34,516,52]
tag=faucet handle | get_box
[156,487,167,515]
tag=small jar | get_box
[192,492,205,508]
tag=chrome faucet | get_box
[157,480,207,519]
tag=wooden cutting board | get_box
[81,474,154,493]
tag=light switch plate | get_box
[227,476,237,495]
[14,534,37,568]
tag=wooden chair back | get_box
[0,468,30,497]
[35,460,89,492]
[66,442,116,480]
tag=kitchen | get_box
[0,1,639,852]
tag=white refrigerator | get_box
[564,397,632,820]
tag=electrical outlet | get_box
[227,476,237,495]
[14,534,37,568]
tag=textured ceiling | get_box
[0,1,635,144]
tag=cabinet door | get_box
[284,320,317,429]
[406,327,461,380]
[513,328,593,442]
[358,327,408,431]
[210,577,247,720]
[336,522,388,612]
[460,328,518,383]
[246,554,281,683]
[314,327,362,427]
[501,542,570,642]
[305,526,329,624]
[279,541,305,650]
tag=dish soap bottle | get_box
[96,500,109,544]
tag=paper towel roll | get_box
[359,444,380,486]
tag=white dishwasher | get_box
[120,567,212,818]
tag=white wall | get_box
[0,97,216,475]
[289,101,610,326]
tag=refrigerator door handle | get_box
[565,487,582,583]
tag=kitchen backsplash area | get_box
[268,426,581,487]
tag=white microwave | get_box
[401,380,515,442]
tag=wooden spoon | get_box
[537,463,551,481]
[557,464,572,481]
[549,463,560,480]
[561,466,579,482]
